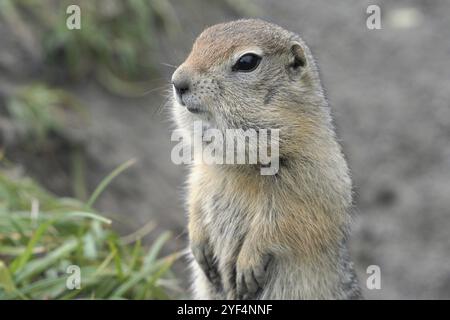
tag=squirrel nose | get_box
[172,76,190,100]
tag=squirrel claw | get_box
[191,242,223,292]
[236,254,272,300]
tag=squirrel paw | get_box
[236,253,272,300]
[191,241,223,292]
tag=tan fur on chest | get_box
[188,162,347,259]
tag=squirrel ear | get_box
[289,42,307,71]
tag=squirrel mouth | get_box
[186,103,209,114]
[186,106,203,114]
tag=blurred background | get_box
[0,0,449,299]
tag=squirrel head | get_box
[172,19,330,157]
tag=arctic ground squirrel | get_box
[171,19,361,299]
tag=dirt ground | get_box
[1,0,450,299]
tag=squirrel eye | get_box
[232,53,262,72]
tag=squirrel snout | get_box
[172,70,191,105]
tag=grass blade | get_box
[143,232,171,268]
[0,260,16,293]
[62,211,112,225]
[15,238,78,283]
[85,159,136,209]
[9,219,54,274]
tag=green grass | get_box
[0,159,180,300]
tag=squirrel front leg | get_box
[235,221,274,300]
[234,203,345,300]
[189,199,223,293]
